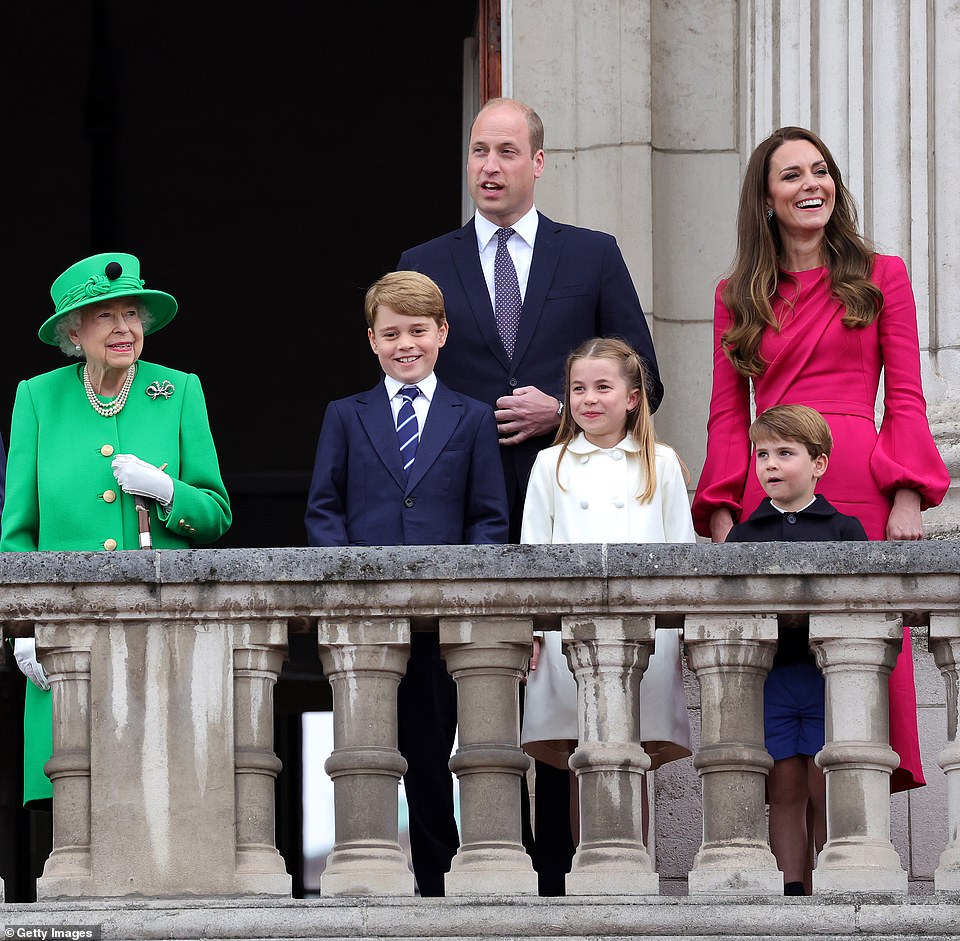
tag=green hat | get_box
[39,252,178,346]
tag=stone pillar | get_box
[562,614,659,895]
[684,614,781,895]
[317,618,413,897]
[36,622,96,897]
[233,621,291,894]
[810,613,907,894]
[930,613,960,892]
[439,617,537,895]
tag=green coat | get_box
[1,360,232,803]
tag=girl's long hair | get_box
[554,337,658,503]
[722,126,883,377]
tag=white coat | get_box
[520,433,694,770]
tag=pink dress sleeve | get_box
[870,255,949,509]
[691,283,753,535]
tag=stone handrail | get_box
[0,543,958,900]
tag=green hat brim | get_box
[38,290,178,346]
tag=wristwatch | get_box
[556,399,564,417]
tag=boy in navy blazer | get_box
[725,405,867,896]
[305,270,509,896]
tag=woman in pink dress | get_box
[692,126,949,792]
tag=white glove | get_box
[14,638,51,690]
[111,454,174,506]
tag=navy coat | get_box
[305,379,508,547]
[725,495,869,543]
[398,213,662,522]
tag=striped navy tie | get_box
[396,386,420,475]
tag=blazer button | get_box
[404,497,415,508]
[508,378,518,387]
[787,514,797,524]
[100,444,115,457]
[103,489,117,503]
[104,538,118,551]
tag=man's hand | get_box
[494,386,561,446]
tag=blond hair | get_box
[749,404,833,459]
[555,337,658,503]
[364,271,446,328]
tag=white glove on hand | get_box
[14,638,51,690]
[111,454,174,507]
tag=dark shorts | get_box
[763,662,825,761]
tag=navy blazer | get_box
[398,214,662,515]
[305,379,509,547]
[725,495,868,542]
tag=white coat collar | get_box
[565,432,642,455]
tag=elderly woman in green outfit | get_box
[2,252,232,806]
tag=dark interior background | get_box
[1,0,481,900]
[4,0,478,548]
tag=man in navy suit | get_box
[305,270,508,896]
[398,97,664,894]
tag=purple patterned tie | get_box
[494,227,523,359]
[396,386,420,475]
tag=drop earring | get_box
[767,207,774,221]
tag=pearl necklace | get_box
[83,364,136,417]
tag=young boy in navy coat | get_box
[726,405,867,896]
[305,270,509,897]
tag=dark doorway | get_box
[4,0,479,548]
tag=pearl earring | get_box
[75,344,82,351]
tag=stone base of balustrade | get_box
[687,868,783,896]
[935,868,960,892]
[445,847,538,895]
[321,870,413,897]
[814,866,908,895]
[4,896,960,941]
[565,869,659,895]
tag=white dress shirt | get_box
[384,372,437,433]
[475,205,540,306]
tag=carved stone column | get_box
[36,622,96,897]
[233,620,292,893]
[562,614,658,895]
[810,613,907,894]
[930,613,960,892]
[439,617,537,895]
[685,614,781,895]
[317,617,413,897]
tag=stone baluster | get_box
[930,613,960,892]
[809,613,907,894]
[439,617,537,895]
[317,617,413,896]
[233,620,292,893]
[685,614,782,895]
[562,614,659,895]
[36,622,97,897]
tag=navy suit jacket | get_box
[398,213,662,521]
[305,379,509,547]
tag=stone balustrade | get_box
[0,542,958,903]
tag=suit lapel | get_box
[451,220,512,371]
[405,383,463,492]
[357,382,407,490]
[512,213,564,366]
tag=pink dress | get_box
[693,254,949,791]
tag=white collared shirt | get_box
[475,205,540,306]
[384,372,437,433]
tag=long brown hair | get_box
[554,337,658,503]
[722,126,883,377]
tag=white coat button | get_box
[613,498,625,508]
[611,450,624,461]
[580,455,589,464]
[579,499,589,509]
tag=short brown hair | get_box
[364,271,446,328]
[474,97,544,154]
[749,405,833,459]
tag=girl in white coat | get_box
[520,337,695,839]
